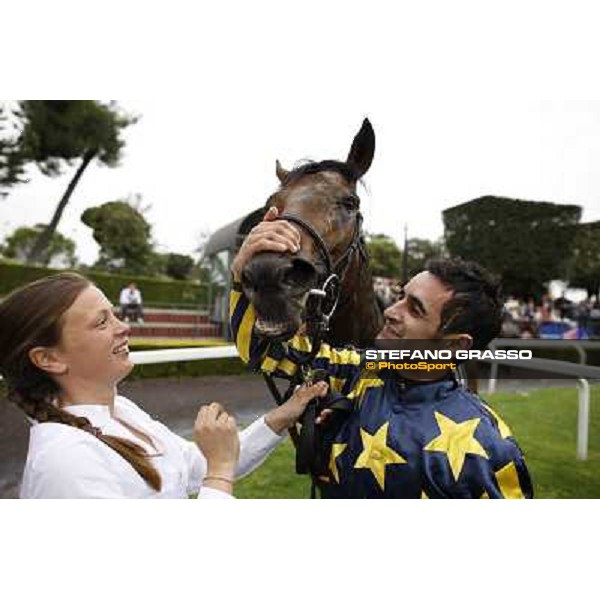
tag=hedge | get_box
[443,196,582,299]
[0,261,220,309]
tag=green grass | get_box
[235,440,313,499]
[234,385,600,499]
[482,386,600,499]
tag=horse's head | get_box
[241,119,375,340]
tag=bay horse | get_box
[240,119,383,348]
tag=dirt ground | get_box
[0,374,277,499]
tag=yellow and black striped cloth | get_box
[230,288,533,499]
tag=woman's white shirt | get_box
[19,395,284,499]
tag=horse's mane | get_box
[282,160,360,185]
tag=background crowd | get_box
[501,295,600,339]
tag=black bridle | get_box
[278,210,367,338]
[260,208,367,497]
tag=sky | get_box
[2,2,600,266]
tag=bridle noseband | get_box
[277,210,367,336]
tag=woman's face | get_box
[54,285,133,385]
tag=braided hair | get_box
[0,273,161,491]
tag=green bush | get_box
[0,260,218,308]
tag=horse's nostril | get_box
[283,258,318,289]
[242,254,317,293]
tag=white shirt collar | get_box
[57,402,119,429]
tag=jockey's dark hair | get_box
[426,257,502,350]
[0,273,161,491]
[281,160,361,185]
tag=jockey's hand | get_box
[231,206,301,280]
[264,381,329,435]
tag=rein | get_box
[260,210,366,497]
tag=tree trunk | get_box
[26,149,97,265]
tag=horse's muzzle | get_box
[242,252,320,339]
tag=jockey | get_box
[229,207,533,499]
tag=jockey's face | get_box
[377,272,453,341]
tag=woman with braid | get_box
[0,273,327,498]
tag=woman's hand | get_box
[230,206,301,280]
[264,381,329,435]
[194,403,240,485]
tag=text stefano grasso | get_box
[364,349,533,361]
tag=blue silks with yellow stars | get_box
[319,372,532,498]
[230,287,533,499]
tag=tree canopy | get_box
[365,233,402,278]
[81,200,155,275]
[0,104,26,194]
[17,100,136,175]
[405,237,445,279]
[11,101,137,264]
[0,224,77,268]
[443,196,582,298]
[165,253,195,280]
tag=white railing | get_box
[131,345,239,364]
[488,338,599,382]
[479,355,600,460]
[0,345,239,381]
[487,338,600,394]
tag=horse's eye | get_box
[339,195,359,211]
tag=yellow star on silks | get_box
[354,422,407,491]
[329,443,347,484]
[424,412,489,481]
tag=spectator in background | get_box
[119,282,144,323]
[540,294,553,321]
[522,298,536,322]
[576,301,591,339]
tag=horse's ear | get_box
[276,159,289,183]
[346,118,375,179]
